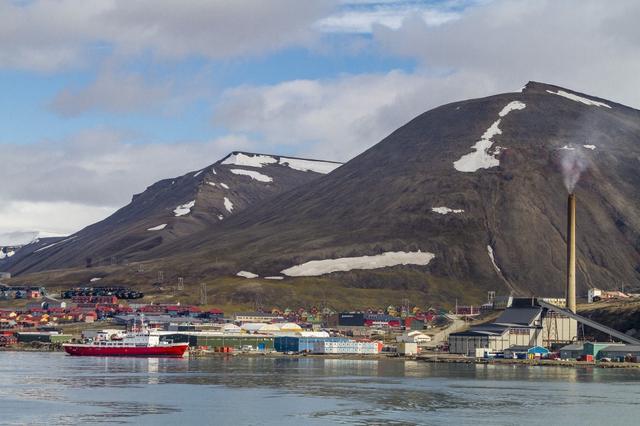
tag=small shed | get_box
[527,346,549,358]
[559,343,584,360]
[398,342,419,356]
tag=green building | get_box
[163,333,274,351]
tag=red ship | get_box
[63,324,189,357]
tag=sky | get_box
[2,0,640,245]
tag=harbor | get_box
[1,351,639,425]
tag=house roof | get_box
[450,324,509,337]
[505,345,533,352]
[494,307,541,326]
[560,343,584,351]
[601,344,640,352]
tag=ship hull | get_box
[63,343,189,357]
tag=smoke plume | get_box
[560,147,588,193]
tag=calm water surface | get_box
[1,352,639,425]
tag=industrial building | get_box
[558,342,640,361]
[596,344,640,360]
[449,298,578,355]
[162,332,275,351]
[16,332,72,344]
[312,340,382,354]
[274,336,349,353]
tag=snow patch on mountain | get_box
[206,181,216,187]
[222,153,277,168]
[0,249,15,260]
[278,157,341,174]
[230,169,273,183]
[281,251,435,277]
[173,200,195,217]
[220,183,229,189]
[193,169,204,178]
[432,207,464,215]
[264,276,284,280]
[222,152,341,174]
[147,224,167,231]
[546,90,611,108]
[224,197,234,212]
[499,101,526,117]
[35,236,77,253]
[453,101,526,173]
[583,145,596,150]
[237,270,259,279]
[487,245,501,273]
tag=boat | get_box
[63,321,189,357]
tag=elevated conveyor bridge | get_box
[538,300,640,345]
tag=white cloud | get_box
[372,0,640,108]
[0,0,336,71]
[215,70,499,160]
[316,1,464,33]
[0,201,114,243]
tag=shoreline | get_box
[3,347,640,368]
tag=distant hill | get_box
[3,152,341,275]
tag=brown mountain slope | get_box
[145,81,640,301]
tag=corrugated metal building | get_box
[161,332,274,351]
[559,343,583,359]
[16,332,72,344]
[449,298,577,355]
[274,336,349,353]
[598,344,640,360]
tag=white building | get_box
[313,340,381,354]
[588,288,629,303]
[396,331,432,344]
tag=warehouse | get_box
[16,332,72,344]
[559,343,584,359]
[163,332,275,351]
[597,344,640,361]
[449,298,577,355]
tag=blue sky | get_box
[1,0,639,242]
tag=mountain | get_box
[145,81,640,303]
[7,82,640,309]
[3,152,341,275]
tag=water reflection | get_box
[1,352,639,425]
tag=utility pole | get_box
[177,277,184,291]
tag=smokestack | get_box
[566,193,577,313]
